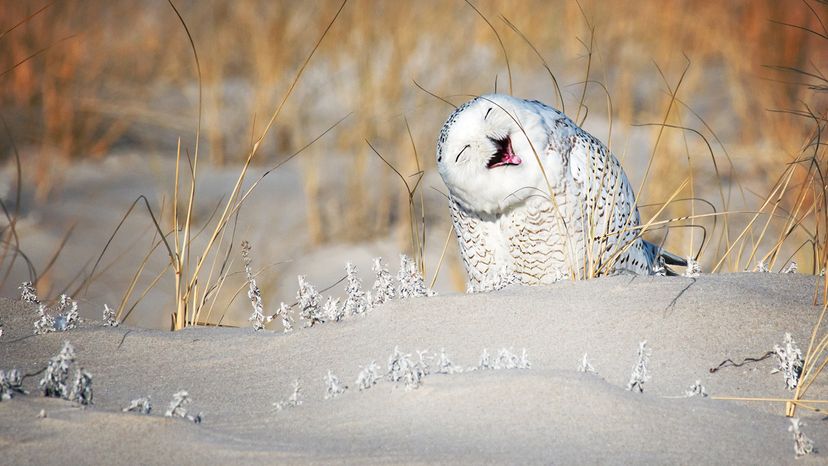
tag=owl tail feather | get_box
[644,241,688,276]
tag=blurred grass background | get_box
[0,0,826,326]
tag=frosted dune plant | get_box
[276,302,294,333]
[789,418,816,457]
[406,362,427,390]
[684,257,701,277]
[324,370,347,399]
[40,341,76,398]
[387,346,409,383]
[781,262,798,274]
[387,346,425,390]
[34,304,55,335]
[165,390,202,423]
[296,276,323,327]
[495,348,520,370]
[371,257,396,306]
[517,348,531,369]
[323,296,344,322]
[69,368,93,406]
[397,255,435,298]
[19,281,40,304]
[123,397,152,414]
[273,379,303,411]
[684,380,708,398]
[478,348,493,370]
[436,348,460,374]
[0,369,27,401]
[754,260,770,272]
[355,361,382,390]
[55,294,80,331]
[343,262,370,317]
[626,341,651,393]
[417,350,431,376]
[577,353,597,373]
[773,333,803,390]
[102,304,118,327]
[242,241,270,331]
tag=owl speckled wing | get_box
[542,104,654,275]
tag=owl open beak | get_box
[486,135,522,169]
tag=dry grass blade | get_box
[634,57,691,203]
[161,0,348,329]
[0,33,77,80]
[500,14,564,113]
[366,139,426,268]
[413,80,457,109]
[464,0,512,95]
[34,222,76,292]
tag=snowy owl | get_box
[436,94,683,292]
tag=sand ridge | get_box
[1,273,826,464]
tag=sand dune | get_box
[1,273,826,464]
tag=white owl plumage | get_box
[436,94,682,292]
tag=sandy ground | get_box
[1,272,827,464]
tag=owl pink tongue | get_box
[492,142,522,167]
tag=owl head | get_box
[436,94,552,216]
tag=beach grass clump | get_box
[165,390,202,424]
[123,396,152,414]
[273,379,303,411]
[0,369,27,401]
[323,370,347,399]
[626,341,651,393]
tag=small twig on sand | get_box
[709,351,775,373]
